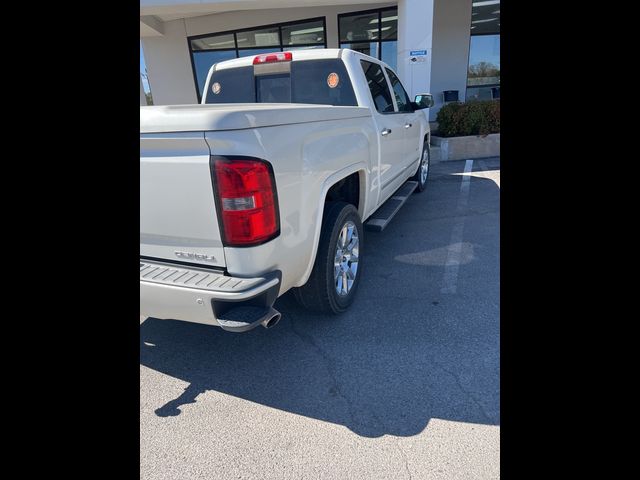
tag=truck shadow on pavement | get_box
[140,161,500,438]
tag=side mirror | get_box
[413,93,434,109]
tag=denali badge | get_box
[174,251,216,262]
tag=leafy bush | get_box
[435,100,500,137]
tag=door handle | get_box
[404,123,412,129]
[381,128,392,136]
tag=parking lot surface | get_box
[140,157,500,479]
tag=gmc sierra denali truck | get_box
[140,48,434,332]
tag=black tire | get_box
[293,201,363,314]
[412,141,431,193]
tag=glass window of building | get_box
[236,27,280,48]
[189,18,327,101]
[281,19,325,46]
[339,8,398,72]
[190,32,235,51]
[466,0,500,101]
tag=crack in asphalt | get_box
[395,439,413,480]
[288,314,360,429]
[428,356,494,423]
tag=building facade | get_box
[140,0,500,121]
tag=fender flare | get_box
[296,162,369,287]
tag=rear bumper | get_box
[140,260,281,328]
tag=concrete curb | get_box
[431,133,500,162]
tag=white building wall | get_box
[396,0,434,102]
[142,19,200,104]
[142,2,394,105]
[429,0,472,120]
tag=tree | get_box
[468,61,500,78]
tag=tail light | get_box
[211,157,280,247]
[253,52,292,64]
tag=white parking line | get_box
[441,159,474,294]
[452,161,500,188]
[474,159,500,188]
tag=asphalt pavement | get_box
[140,157,500,479]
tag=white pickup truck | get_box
[140,48,434,332]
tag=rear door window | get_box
[385,68,413,112]
[360,60,394,113]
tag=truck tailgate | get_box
[140,132,225,269]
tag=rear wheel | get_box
[293,201,363,314]
[412,141,430,193]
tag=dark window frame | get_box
[338,6,398,64]
[188,17,328,102]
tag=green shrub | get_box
[435,99,500,137]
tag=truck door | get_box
[385,67,422,174]
[360,60,408,202]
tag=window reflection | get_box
[339,8,398,70]
[339,12,378,42]
[467,35,500,86]
[281,20,325,46]
[236,27,280,48]
[466,1,500,101]
[191,33,235,51]
[340,42,378,59]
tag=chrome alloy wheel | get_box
[420,146,430,184]
[334,220,359,296]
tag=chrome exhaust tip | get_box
[261,308,282,329]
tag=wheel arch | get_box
[295,163,368,287]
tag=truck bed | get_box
[140,103,371,134]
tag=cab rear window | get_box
[205,66,254,103]
[204,59,357,107]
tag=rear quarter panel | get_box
[205,115,378,294]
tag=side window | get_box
[360,60,395,113]
[385,68,413,112]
